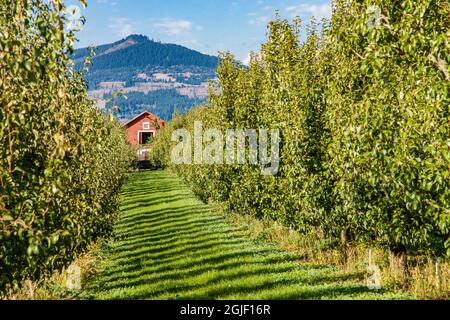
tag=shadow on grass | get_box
[86,171,395,300]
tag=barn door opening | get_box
[139,132,154,145]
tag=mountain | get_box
[74,35,218,70]
[75,35,218,121]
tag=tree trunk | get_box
[389,243,410,284]
[340,229,350,265]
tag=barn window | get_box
[143,122,150,130]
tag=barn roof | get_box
[123,111,165,128]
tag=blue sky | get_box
[68,0,332,63]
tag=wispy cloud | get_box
[152,18,193,36]
[97,0,118,6]
[249,15,269,26]
[108,17,135,37]
[243,52,252,66]
[286,3,332,20]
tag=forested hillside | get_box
[74,35,218,121]
[104,90,204,121]
[74,34,218,71]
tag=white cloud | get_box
[249,15,269,26]
[108,17,135,37]
[97,0,118,5]
[242,52,263,65]
[286,3,332,20]
[243,52,252,66]
[152,18,193,36]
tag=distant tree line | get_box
[105,90,205,121]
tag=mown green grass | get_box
[85,170,411,300]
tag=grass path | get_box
[86,171,410,300]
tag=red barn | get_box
[123,111,165,146]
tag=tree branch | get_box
[428,54,450,81]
